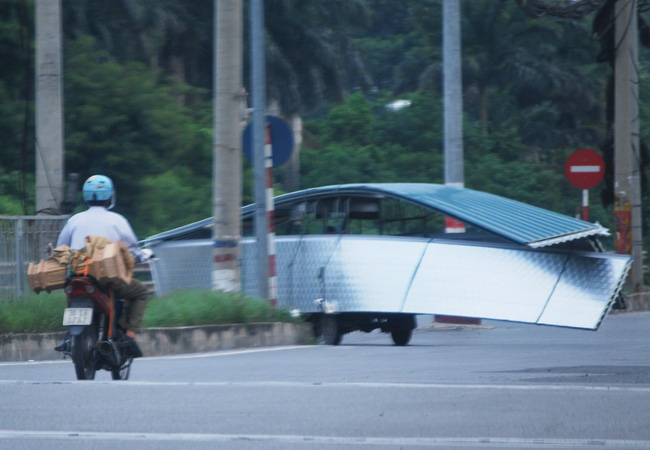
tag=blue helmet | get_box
[82,175,115,209]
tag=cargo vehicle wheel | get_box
[391,327,412,346]
[322,314,342,345]
[72,322,98,380]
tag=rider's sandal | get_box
[122,335,144,358]
[55,332,71,352]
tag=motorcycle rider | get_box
[56,174,151,357]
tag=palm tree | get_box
[62,0,371,113]
[460,1,605,154]
[62,0,211,86]
[263,0,372,115]
[61,0,373,191]
[261,0,372,191]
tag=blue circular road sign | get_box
[242,115,295,168]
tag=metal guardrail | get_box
[133,264,155,295]
[0,215,69,300]
[1,216,156,300]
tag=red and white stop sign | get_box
[565,149,605,189]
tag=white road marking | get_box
[143,345,311,361]
[1,378,650,393]
[0,359,69,367]
[0,430,649,447]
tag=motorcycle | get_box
[61,277,135,380]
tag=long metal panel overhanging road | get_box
[261,183,611,248]
[144,183,631,330]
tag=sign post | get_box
[564,149,605,222]
[243,115,294,305]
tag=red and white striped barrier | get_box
[265,123,278,307]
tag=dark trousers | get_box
[113,278,149,332]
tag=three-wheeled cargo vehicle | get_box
[143,183,631,345]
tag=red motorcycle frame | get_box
[63,277,133,380]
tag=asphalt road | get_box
[1,312,649,449]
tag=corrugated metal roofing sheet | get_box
[269,183,609,248]
[143,183,609,248]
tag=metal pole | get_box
[15,219,24,298]
[265,125,277,306]
[250,0,270,301]
[213,0,243,292]
[614,0,643,291]
[35,0,64,214]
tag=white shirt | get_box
[57,207,146,263]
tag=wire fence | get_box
[0,215,68,300]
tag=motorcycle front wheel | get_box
[72,321,98,380]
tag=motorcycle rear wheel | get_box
[111,357,133,380]
[72,322,98,380]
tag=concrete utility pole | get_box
[443,0,464,191]
[439,0,480,326]
[35,0,64,214]
[443,0,465,238]
[213,0,244,292]
[614,0,643,291]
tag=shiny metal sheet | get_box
[150,235,630,331]
[285,237,340,311]
[267,236,630,329]
[403,242,566,323]
[242,236,340,311]
[537,252,631,328]
[322,236,429,313]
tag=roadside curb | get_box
[3,303,649,362]
[0,322,313,362]
[418,322,495,332]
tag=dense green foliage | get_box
[64,37,213,235]
[0,0,647,252]
[302,91,614,239]
[0,290,298,334]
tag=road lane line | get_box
[0,359,69,367]
[0,430,649,447]
[143,345,311,361]
[1,379,650,393]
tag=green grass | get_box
[142,290,297,328]
[0,290,300,334]
[0,292,68,334]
